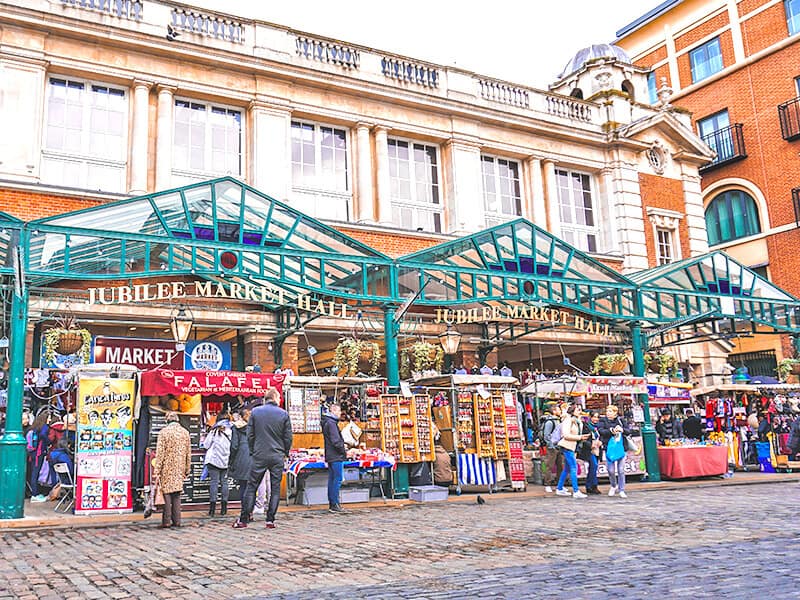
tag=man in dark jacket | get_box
[655,410,676,444]
[787,413,800,459]
[682,409,704,440]
[233,388,292,529]
[322,403,347,513]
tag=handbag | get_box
[625,435,641,455]
[37,460,51,486]
[606,434,625,462]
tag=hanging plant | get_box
[43,315,92,365]
[777,358,800,381]
[591,353,628,375]
[644,352,678,376]
[400,341,444,378]
[333,337,381,377]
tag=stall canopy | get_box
[520,376,648,396]
[141,369,286,396]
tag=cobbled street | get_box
[0,482,797,599]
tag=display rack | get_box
[414,394,435,462]
[456,390,476,452]
[379,394,401,459]
[491,391,510,460]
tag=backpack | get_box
[540,417,561,448]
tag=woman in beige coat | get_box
[555,404,589,499]
[153,412,192,528]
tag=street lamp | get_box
[170,306,194,350]
[438,324,462,356]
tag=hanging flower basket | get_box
[333,337,381,377]
[777,358,800,382]
[644,352,678,376]
[43,316,92,365]
[591,353,628,375]
[400,341,444,379]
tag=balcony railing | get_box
[778,96,800,141]
[700,123,746,172]
[381,58,438,88]
[544,94,593,122]
[61,0,142,20]
[296,36,359,69]
[170,8,244,43]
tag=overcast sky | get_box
[193,1,664,87]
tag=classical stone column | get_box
[607,151,648,271]
[373,125,392,225]
[155,84,176,191]
[355,122,375,223]
[601,167,620,252]
[443,139,483,234]
[129,80,152,195]
[525,155,547,227]
[249,99,292,200]
[542,159,561,237]
[680,167,710,256]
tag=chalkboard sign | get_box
[180,452,241,504]
[148,408,201,448]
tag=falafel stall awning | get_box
[140,369,286,397]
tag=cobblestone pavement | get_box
[0,482,797,599]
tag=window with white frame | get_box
[42,77,128,192]
[555,169,598,253]
[689,37,723,83]
[173,100,242,179]
[388,138,441,232]
[655,227,674,265]
[482,155,521,226]
[787,0,800,35]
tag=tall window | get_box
[655,228,674,265]
[42,77,127,192]
[388,138,441,232]
[704,189,761,245]
[689,38,723,83]
[698,110,733,161]
[482,155,521,226]
[647,72,658,104]
[556,169,598,253]
[291,121,348,191]
[787,0,800,35]
[173,100,242,177]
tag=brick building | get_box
[0,0,726,377]
[617,0,800,376]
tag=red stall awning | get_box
[141,370,286,397]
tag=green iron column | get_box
[631,321,660,482]
[0,286,29,518]
[383,307,399,388]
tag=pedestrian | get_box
[597,405,631,499]
[682,409,704,440]
[228,409,253,518]
[757,412,772,442]
[578,411,602,495]
[26,412,50,502]
[787,412,800,460]
[233,388,293,529]
[655,409,677,444]
[203,410,232,517]
[153,412,191,528]
[322,402,347,513]
[539,402,564,493]
[555,403,589,499]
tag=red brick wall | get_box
[640,45,668,66]
[739,0,769,17]
[674,11,730,52]
[638,174,691,267]
[334,226,441,257]
[741,2,789,56]
[0,189,103,220]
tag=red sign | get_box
[93,337,183,370]
[141,370,286,397]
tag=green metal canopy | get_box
[396,218,638,321]
[0,212,23,276]
[25,177,395,304]
[632,251,800,333]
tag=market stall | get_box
[657,443,728,479]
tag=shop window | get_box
[555,168,598,253]
[787,0,800,35]
[728,350,777,378]
[388,138,442,233]
[655,227,675,265]
[173,100,242,180]
[481,155,521,227]
[42,77,128,192]
[689,38,723,83]
[704,189,761,245]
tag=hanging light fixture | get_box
[169,305,194,348]
[438,323,462,355]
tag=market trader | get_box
[233,387,292,530]
[682,409,704,440]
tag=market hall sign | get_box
[433,305,611,336]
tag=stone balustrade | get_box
[479,79,530,108]
[296,36,360,69]
[170,7,244,43]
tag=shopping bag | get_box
[154,481,165,507]
[37,460,51,486]
[625,436,641,455]
[606,435,625,462]
[143,485,156,518]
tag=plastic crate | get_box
[408,485,449,502]
[343,468,361,482]
[758,458,776,473]
[755,442,772,459]
[301,486,328,506]
[340,487,369,504]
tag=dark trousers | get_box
[207,465,229,503]
[238,479,249,510]
[162,492,182,527]
[239,457,283,523]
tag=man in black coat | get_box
[233,387,292,529]
[682,409,704,440]
[787,413,800,459]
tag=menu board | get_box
[75,377,135,514]
[149,409,201,448]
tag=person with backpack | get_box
[555,403,590,499]
[539,403,564,493]
[203,410,232,517]
[597,404,632,498]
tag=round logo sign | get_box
[189,342,225,371]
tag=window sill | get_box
[41,150,126,168]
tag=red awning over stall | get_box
[141,370,286,396]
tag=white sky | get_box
[193,1,664,87]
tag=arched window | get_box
[569,88,583,99]
[621,79,635,101]
[704,189,761,245]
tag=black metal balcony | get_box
[699,123,746,172]
[778,96,800,141]
[793,187,800,225]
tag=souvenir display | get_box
[456,391,476,452]
[287,388,305,433]
[414,394,435,462]
[380,394,401,459]
[378,394,436,462]
[491,391,510,460]
[474,393,494,458]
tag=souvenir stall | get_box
[281,376,396,505]
[139,369,287,506]
[413,374,525,495]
